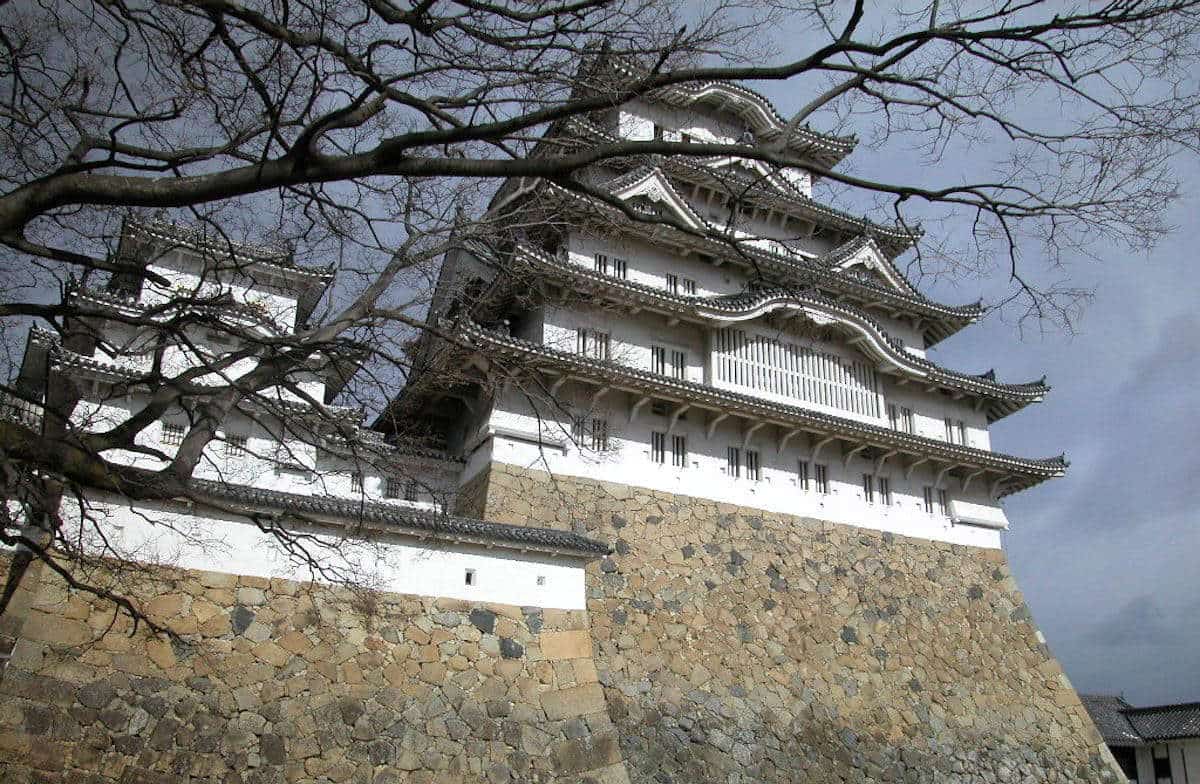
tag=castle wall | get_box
[467,463,1122,783]
[0,556,629,783]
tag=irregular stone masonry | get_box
[0,553,631,783]
[464,463,1123,784]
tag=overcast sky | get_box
[746,45,1200,705]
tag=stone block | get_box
[540,683,607,720]
[539,630,592,661]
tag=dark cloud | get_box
[1084,595,1185,647]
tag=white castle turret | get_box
[12,220,606,609]
[392,75,1064,550]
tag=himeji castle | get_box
[1,63,1123,784]
[391,72,1065,551]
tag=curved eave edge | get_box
[510,246,1046,414]
[447,319,1066,491]
[530,184,980,325]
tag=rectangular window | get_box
[902,407,914,433]
[651,346,666,375]
[937,488,949,517]
[682,278,697,295]
[351,471,364,492]
[224,434,248,458]
[464,569,476,586]
[160,422,184,446]
[923,486,935,514]
[652,123,664,140]
[944,417,956,443]
[591,418,609,452]
[888,404,900,430]
[814,464,829,494]
[745,450,762,481]
[594,253,608,275]
[384,478,403,499]
[671,434,687,468]
[571,416,585,443]
[651,431,667,464]
[670,350,686,379]
[878,477,892,506]
[681,132,695,144]
[957,420,968,447]
[726,446,741,478]
[612,258,628,279]
[576,329,610,361]
[665,273,679,294]
[863,473,875,504]
[403,480,419,503]
[798,460,810,491]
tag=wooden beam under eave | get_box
[706,411,730,439]
[629,396,651,424]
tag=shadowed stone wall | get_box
[0,556,630,783]
[469,463,1121,784]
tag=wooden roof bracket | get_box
[934,462,962,489]
[904,455,930,480]
[874,450,898,475]
[842,442,869,468]
[777,428,803,456]
[668,404,691,435]
[706,411,730,439]
[961,468,987,493]
[589,386,610,406]
[742,421,766,449]
[629,395,651,423]
[811,435,837,463]
[549,375,572,396]
[990,474,1015,500]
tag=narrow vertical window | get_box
[651,431,667,464]
[814,464,829,494]
[863,473,875,504]
[671,435,687,468]
[937,488,950,517]
[612,258,628,279]
[571,416,585,443]
[902,407,914,433]
[594,253,608,275]
[746,450,761,481]
[670,350,686,380]
[923,486,935,514]
[576,328,588,356]
[160,422,185,446]
[385,478,403,498]
[665,273,679,294]
[651,346,666,375]
[798,460,810,491]
[594,332,610,361]
[591,418,609,451]
[888,404,900,430]
[464,569,476,586]
[944,417,955,443]
[224,433,248,458]
[652,123,664,140]
[403,480,419,503]
[351,471,364,492]
[682,278,697,295]
[878,477,892,506]
[580,329,610,360]
[957,420,968,446]
[726,446,741,478]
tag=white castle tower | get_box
[392,77,1065,550]
[10,220,606,609]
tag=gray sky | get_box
[748,61,1200,707]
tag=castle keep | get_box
[0,72,1120,782]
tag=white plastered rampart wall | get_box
[62,493,590,610]
[465,385,1006,550]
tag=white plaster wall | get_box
[476,386,1006,549]
[878,376,992,450]
[567,230,744,297]
[67,496,588,610]
[617,99,815,197]
[144,251,301,331]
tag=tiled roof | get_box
[507,244,1043,422]
[189,478,610,557]
[530,181,981,344]
[449,318,1067,495]
[121,219,332,278]
[1080,695,1143,746]
[1081,695,1200,745]
[1126,701,1200,741]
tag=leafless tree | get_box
[1,0,1199,623]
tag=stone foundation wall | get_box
[472,463,1120,784]
[0,557,629,783]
